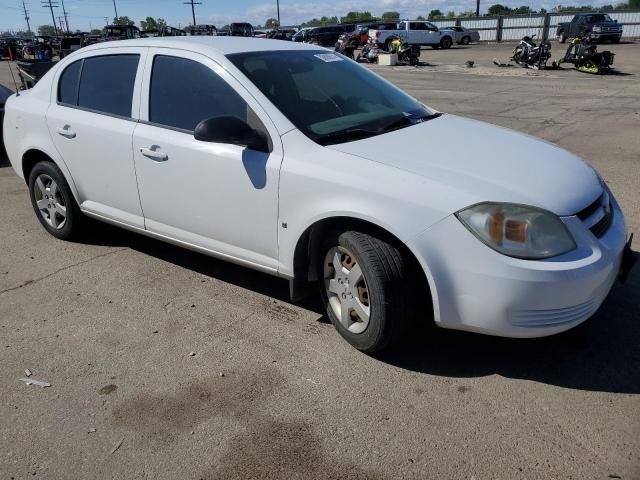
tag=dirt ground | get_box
[1,42,639,480]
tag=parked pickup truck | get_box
[557,13,622,43]
[370,20,455,50]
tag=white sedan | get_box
[3,38,634,352]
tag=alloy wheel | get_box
[33,174,67,229]
[323,246,371,334]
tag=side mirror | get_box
[194,116,271,153]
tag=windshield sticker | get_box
[314,53,344,63]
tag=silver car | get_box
[442,26,481,45]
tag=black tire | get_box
[612,37,620,43]
[440,37,453,49]
[28,161,83,240]
[318,231,411,353]
[431,44,440,50]
[461,36,471,45]
[558,32,566,43]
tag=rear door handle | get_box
[140,146,168,162]
[56,125,76,139]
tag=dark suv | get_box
[306,25,355,47]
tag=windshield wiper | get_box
[377,112,443,134]
[315,127,379,146]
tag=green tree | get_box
[265,18,279,28]
[487,4,512,15]
[37,25,57,36]
[90,28,102,34]
[340,11,374,23]
[140,17,166,31]
[381,11,401,20]
[112,16,135,26]
[447,11,456,19]
[629,0,640,7]
[428,9,444,19]
[416,15,426,20]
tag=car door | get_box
[132,49,282,272]
[46,48,146,227]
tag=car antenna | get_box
[7,58,21,96]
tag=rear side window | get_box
[58,60,81,105]
[149,55,249,132]
[77,54,139,117]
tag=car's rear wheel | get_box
[319,231,411,353]
[440,37,453,49]
[28,161,82,240]
[461,36,471,45]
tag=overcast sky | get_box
[0,0,618,31]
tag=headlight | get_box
[592,26,601,32]
[456,203,577,259]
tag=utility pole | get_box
[476,0,480,16]
[41,0,59,36]
[184,0,202,26]
[57,15,65,33]
[112,0,119,19]
[60,0,70,32]
[22,0,32,33]
[276,0,280,27]
[104,17,109,26]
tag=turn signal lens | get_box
[456,203,577,259]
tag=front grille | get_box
[591,207,613,238]
[511,299,597,327]
[574,191,613,238]
[576,194,602,220]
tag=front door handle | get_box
[56,125,76,139]
[140,146,168,162]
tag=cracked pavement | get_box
[0,43,639,479]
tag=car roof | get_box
[78,36,324,56]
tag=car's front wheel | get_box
[461,36,471,45]
[28,161,83,240]
[319,231,410,353]
[440,37,453,49]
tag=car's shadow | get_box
[82,221,639,395]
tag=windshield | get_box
[228,50,435,145]
[587,14,613,22]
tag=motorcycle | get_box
[356,38,380,64]
[387,37,421,66]
[511,34,551,70]
[334,32,359,59]
[560,36,615,74]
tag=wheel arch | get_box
[289,215,434,323]
[21,148,81,204]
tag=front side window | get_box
[58,59,81,105]
[148,55,250,132]
[76,54,139,117]
[229,51,436,146]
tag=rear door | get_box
[46,47,146,226]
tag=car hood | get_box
[327,114,601,216]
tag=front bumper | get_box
[589,32,622,41]
[407,198,628,338]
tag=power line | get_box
[60,0,70,32]
[22,0,32,33]
[183,0,202,26]
[41,0,59,36]
[112,0,118,19]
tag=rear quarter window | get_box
[58,59,82,105]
